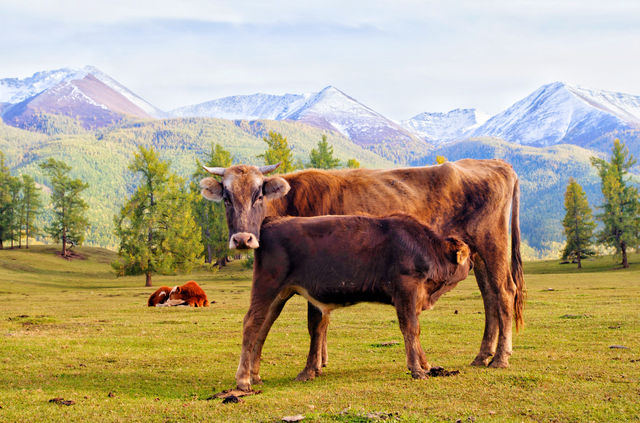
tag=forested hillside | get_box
[412,138,606,255]
[1,118,391,247]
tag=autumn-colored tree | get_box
[113,146,202,286]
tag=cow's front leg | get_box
[297,304,331,381]
[395,294,428,379]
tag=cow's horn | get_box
[203,166,225,176]
[259,163,281,174]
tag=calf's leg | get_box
[249,291,293,385]
[395,294,428,379]
[235,288,280,391]
[297,307,331,381]
[306,303,330,369]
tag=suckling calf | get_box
[235,214,472,391]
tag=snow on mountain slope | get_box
[171,92,311,120]
[0,68,87,104]
[1,66,163,129]
[469,82,640,150]
[402,108,489,144]
[173,86,428,162]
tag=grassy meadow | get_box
[0,246,638,422]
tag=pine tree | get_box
[0,152,10,249]
[309,135,341,169]
[19,174,42,249]
[258,131,299,173]
[7,176,22,248]
[590,139,640,268]
[113,146,202,286]
[561,178,596,268]
[346,158,360,169]
[191,143,232,265]
[40,158,89,257]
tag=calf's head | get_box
[200,163,290,249]
[444,237,473,282]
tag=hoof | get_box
[236,381,251,392]
[250,375,263,385]
[470,355,492,367]
[410,369,429,379]
[488,358,509,368]
[295,368,319,381]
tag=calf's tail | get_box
[511,178,526,331]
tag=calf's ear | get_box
[446,237,470,264]
[263,176,290,200]
[200,178,223,201]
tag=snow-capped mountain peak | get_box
[469,81,640,148]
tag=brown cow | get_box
[148,286,172,307]
[234,214,472,390]
[169,281,210,307]
[200,159,524,374]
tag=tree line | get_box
[562,139,640,268]
[1,152,89,256]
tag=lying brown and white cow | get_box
[235,214,472,391]
[200,160,525,374]
[150,281,211,307]
[148,286,172,307]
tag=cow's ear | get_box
[263,176,290,200]
[446,237,470,264]
[200,177,223,202]
[175,286,181,293]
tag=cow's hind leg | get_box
[297,305,330,381]
[249,290,293,385]
[476,238,516,369]
[471,255,499,367]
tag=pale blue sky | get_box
[1,0,639,119]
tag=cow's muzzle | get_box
[229,232,260,249]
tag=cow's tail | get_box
[511,178,526,331]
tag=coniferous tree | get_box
[6,175,22,249]
[0,152,11,249]
[590,139,640,268]
[309,135,341,169]
[40,158,89,257]
[258,131,299,173]
[561,178,596,268]
[113,146,202,286]
[191,143,233,265]
[19,174,42,249]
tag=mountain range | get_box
[3,67,640,161]
[2,65,640,257]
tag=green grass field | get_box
[0,246,638,422]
